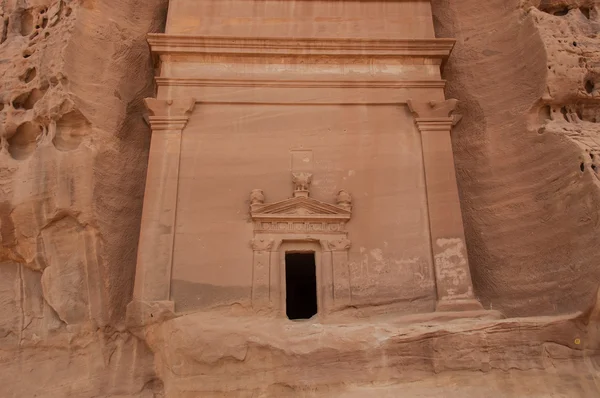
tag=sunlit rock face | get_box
[432,0,600,317]
[0,0,599,397]
[0,0,167,396]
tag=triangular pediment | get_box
[251,197,351,220]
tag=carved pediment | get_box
[249,173,352,224]
[252,197,351,221]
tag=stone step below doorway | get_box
[142,309,598,397]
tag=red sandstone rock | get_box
[0,0,166,396]
[0,0,598,397]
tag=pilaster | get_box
[408,99,483,312]
[127,98,195,326]
[326,238,352,309]
[251,238,274,311]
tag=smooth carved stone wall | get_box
[171,104,437,313]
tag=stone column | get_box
[407,99,482,312]
[127,98,195,326]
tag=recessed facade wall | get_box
[128,0,483,324]
[171,103,436,313]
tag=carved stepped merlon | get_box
[127,98,196,326]
[249,173,353,315]
[408,99,483,312]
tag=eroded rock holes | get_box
[53,110,90,151]
[552,7,570,16]
[1,17,8,44]
[12,88,46,110]
[20,10,34,36]
[585,79,595,94]
[8,122,43,160]
[20,67,37,83]
[580,7,591,19]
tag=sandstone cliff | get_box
[0,0,166,396]
[433,0,600,316]
[0,0,599,397]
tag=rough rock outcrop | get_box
[432,0,600,316]
[0,0,167,396]
[141,303,599,396]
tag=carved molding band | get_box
[413,119,454,132]
[148,116,192,131]
[155,77,447,89]
[148,34,456,58]
[254,221,347,234]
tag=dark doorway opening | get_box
[285,252,317,320]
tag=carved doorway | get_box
[285,252,318,320]
[249,172,353,317]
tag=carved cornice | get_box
[148,34,456,58]
[144,98,196,132]
[155,77,447,90]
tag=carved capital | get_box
[407,99,458,118]
[325,238,352,252]
[144,98,196,131]
[250,238,275,252]
[407,99,460,132]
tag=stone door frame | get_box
[251,233,353,317]
[277,240,323,319]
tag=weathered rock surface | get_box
[0,0,599,397]
[0,0,167,396]
[142,305,598,396]
[432,0,600,316]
